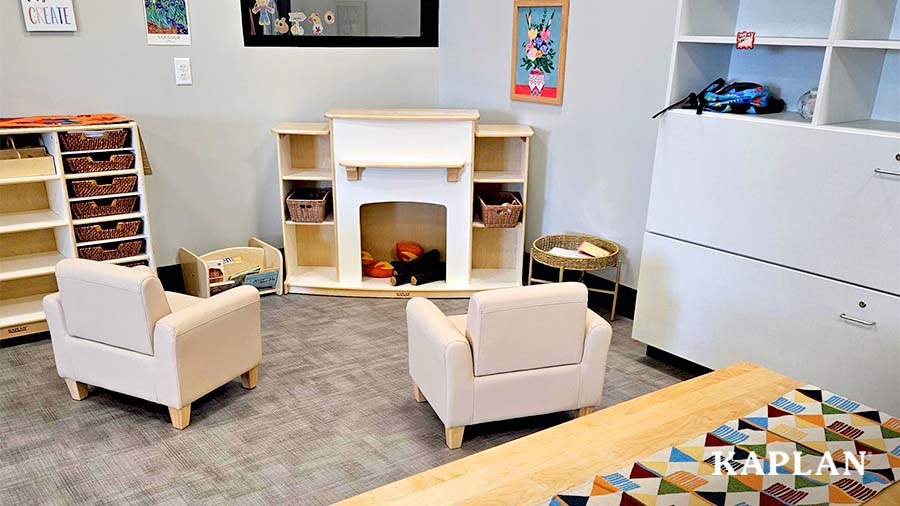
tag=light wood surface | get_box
[65,379,88,401]
[475,124,535,138]
[445,426,465,450]
[413,383,426,403]
[325,109,480,121]
[271,122,330,135]
[168,405,191,430]
[334,363,900,506]
[241,366,259,389]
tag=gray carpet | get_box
[0,295,693,505]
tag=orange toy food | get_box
[396,241,424,262]
[364,261,394,278]
[361,250,376,268]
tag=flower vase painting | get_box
[511,0,569,105]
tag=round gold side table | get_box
[528,234,622,321]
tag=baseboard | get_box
[645,346,712,376]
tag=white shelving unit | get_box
[0,121,156,340]
[272,113,533,298]
[666,0,900,136]
[635,0,900,414]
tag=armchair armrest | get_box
[407,298,474,427]
[154,286,261,408]
[577,309,613,408]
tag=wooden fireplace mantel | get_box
[340,160,467,182]
[273,109,534,298]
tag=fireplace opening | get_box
[360,201,447,282]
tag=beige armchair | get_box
[407,282,612,448]
[43,259,261,429]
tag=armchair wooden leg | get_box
[65,379,88,401]
[168,405,191,430]
[240,366,259,389]
[576,407,596,418]
[445,426,465,449]
[413,383,426,403]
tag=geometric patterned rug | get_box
[548,385,900,506]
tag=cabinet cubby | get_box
[820,47,899,134]
[680,0,836,39]
[666,0,900,135]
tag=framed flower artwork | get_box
[510,0,569,105]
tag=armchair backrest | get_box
[466,282,588,376]
[55,259,171,355]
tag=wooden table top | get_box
[335,362,900,506]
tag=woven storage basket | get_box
[71,197,138,219]
[66,153,135,173]
[70,175,138,198]
[286,188,331,223]
[477,192,523,228]
[531,234,619,271]
[74,219,142,243]
[60,130,128,152]
[78,239,144,262]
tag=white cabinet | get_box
[635,0,900,408]
[634,233,900,414]
[647,113,900,295]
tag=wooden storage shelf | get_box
[282,168,332,181]
[473,171,526,183]
[0,210,68,234]
[834,0,900,42]
[65,168,139,180]
[285,267,520,297]
[0,119,155,340]
[68,191,140,203]
[0,174,58,186]
[76,234,146,247]
[475,124,535,138]
[286,214,334,226]
[472,218,522,229]
[60,147,135,156]
[103,254,149,265]
[272,122,330,136]
[0,251,66,281]
[72,212,143,226]
[0,295,46,329]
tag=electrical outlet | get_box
[174,58,192,86]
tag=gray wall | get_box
[1,1,678,289]
[438,1,678,288]
[0,1,438,265]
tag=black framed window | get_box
[241,0,438,47]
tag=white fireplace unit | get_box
[273,109,533,298]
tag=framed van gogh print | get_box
[510,0,569,105]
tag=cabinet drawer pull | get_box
[840,314,876,326]
[875,168,900,177]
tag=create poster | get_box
[144,0,192,46]
[20,0,77,32]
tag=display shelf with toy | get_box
[178,237,284,298]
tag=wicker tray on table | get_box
[529,233,622,321]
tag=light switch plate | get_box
[174,57,192,86]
